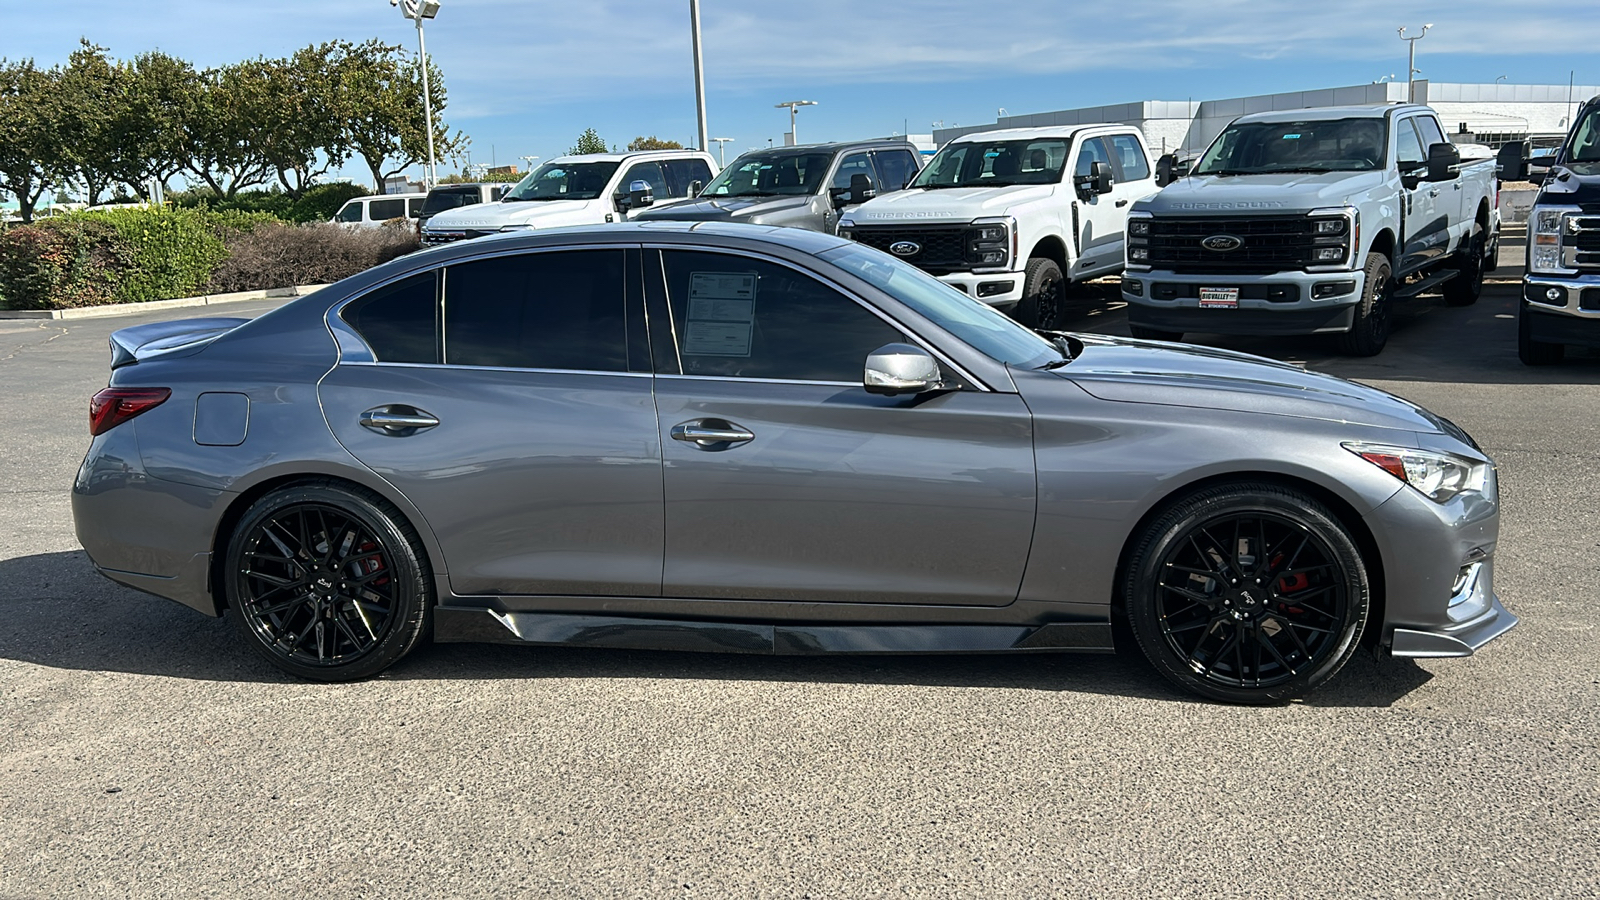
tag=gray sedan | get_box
[71,222,1515,703]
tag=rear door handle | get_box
[360,405,440,435]
[671,418,755,447]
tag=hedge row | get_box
[0,205,418,310]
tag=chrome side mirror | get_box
[619,179,654,211]
[864,343,943,395]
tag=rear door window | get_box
[407,197,425,217]
[444,250,628,372]
[873,150,920,191]
[368,198,405,221]
[665,159,714,196]
[340,273,439,363]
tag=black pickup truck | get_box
[1501,94,1600,364]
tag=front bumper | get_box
[935,270,1024,308]
[1523,275,1600,348]
[1123,267,1366,335]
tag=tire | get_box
[1336,252,1393,357]
[1122,482,1371,704]
[1015,257,1065,331]
[1517,301,1565,366]
[1442,224,1486,307]
[1129,324,1184,342]
[224,481,433,681]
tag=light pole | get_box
[690,0,709,152]
[774,100,817,146]
[710,137,734,167]
[391,0,441,187]
[519,155,540,173]
[1398,23,1432,103]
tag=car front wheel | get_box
[1123,482,1371,704]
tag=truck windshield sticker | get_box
[682,271,757,357]
[1282,134,1302,139]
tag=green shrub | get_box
[287,183,370,223]
[78,206,227,305]
[0,219,126,310]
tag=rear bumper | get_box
[1123,267,1365,335]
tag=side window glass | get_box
[335,202,362,223]
[874,150,919,191]
[407,198,425,217]
[444,250,627,371]
[659,250,905,382]
[369,198,404,221]
[340,273,438,364]
[665,159,714,195]
[1074,137,1112,178]
[1396,119,1426,166]
[1108,134,1150,181]
[830,153,876,191]
[1415,116,1447,151]
[620,162,669,197]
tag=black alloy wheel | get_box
[1124,483,1370,704]
[1016,257,1065,331]
[1442,225,1486,307]
[1336,252,1392,356]
[226,482,432,681]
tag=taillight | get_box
[89,387,171,436]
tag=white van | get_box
[332,193,428,229]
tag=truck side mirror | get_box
[1496,141,1530,182]
[1426,143,1461,182]
[618,179,654,211]
[1155,154,1178,187]
[1075,160,1115,196]
[849,173,877,205]
[687,179,704,197]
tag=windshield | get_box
[1565,104,1600,166]
[910,139,1069,189]
[503,162,620,201]
[701,151,834,197]
[421,187,486,216]
[1194,118,1387,175]
[819,244,1057,366]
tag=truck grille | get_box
[849,226,972,274]
[421,229,496,246]
[1567,216,1600,272]
[1147,216,1322,273]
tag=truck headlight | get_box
[1344,442,1487,503]
[966,217,1014,268]
[1126,212,1152,270]
[1307,208,1357,269]
[1529,205,1578,275]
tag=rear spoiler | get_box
[108,317,250,369]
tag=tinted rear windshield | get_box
[421,187,487,215]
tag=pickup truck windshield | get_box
[909,139,1070,189]
[1565,106,1600,168]
[1193,119,1387,175]
[701,152,833,197]
[503,162,620,202]
[820,244,1057,367]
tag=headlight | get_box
[1344,442,1487,503]
[1129,219,1150,237]
[1126,212,1152,269]
[1307,208,1357,269]
[966,217,1013,267]
[1528,205,1578,275]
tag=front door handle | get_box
[1428,188,1440,198]
[360,405,440,435]
[671,418,755,447]
[1453,182,1463,190]
[1115,198,1129,207]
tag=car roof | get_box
[947,124,1138,144]
[543,149,714,165]
[347,192,427,202]
[412,221,853,261]
[1234,104,1422,124]
[427,183,502,191]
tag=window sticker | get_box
[683,271,757,356]
[1282,134,1302,140]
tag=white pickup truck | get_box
[1123,104,1500,355]
[837,125,1160,328]
[421,149,718,246]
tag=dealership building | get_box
[932,80,1599,158]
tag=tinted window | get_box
[341,273,438,363]
[620,162,669,197]
[1396,119,1426,166]
[913,139,1069,188]
[831,152,876,191]
[1075,137,1112,178]
[874,150,920,191]
[368,198,405,221]
[444,250,627,371]
[335,202,362,224]
[1108,134,1150,181]
[421,187,485,216]
[407,198,425,217]
[659,250,904,381]
[504,162,620,201]
[702,151,833,197]
[665,158,714,195]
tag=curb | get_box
[0,284,333,321]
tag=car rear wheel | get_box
[1336,252,1392,356]
[1123,483,1370,704]
[1015,257,1065,331]
[225,481,432,681]
[1517,302,1565,366]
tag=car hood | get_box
[846,185,1055,223]
[1138,171,1388,214]
[1054,333,1444,433]
[425,198,602,230]
[1534,164,1600,207]
[634,194,813,222]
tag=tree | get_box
[627,136,683,151]
[180,59,282,198]
[118,51,202,200]
[261,44,351,199]
[333,40,463,192]
[56,41,121,205]
[569,128,608,155]
[0,59,69,222]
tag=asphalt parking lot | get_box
[2,251,1597,898]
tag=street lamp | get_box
[710,137,734,167]
[391,0,442,188]
[774,100,817,146]
[690,0,708,152]
[519,155,540,173]
[1398,23,1432,103]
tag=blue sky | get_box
[7,0,1600,186]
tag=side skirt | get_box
[433,608,1115,655]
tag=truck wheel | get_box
[1517,302,1565,366]
[1129,325,1184,342]
[1443,226,1486,307]
[1336,252,1392,357]
[1015,258,1065,331]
